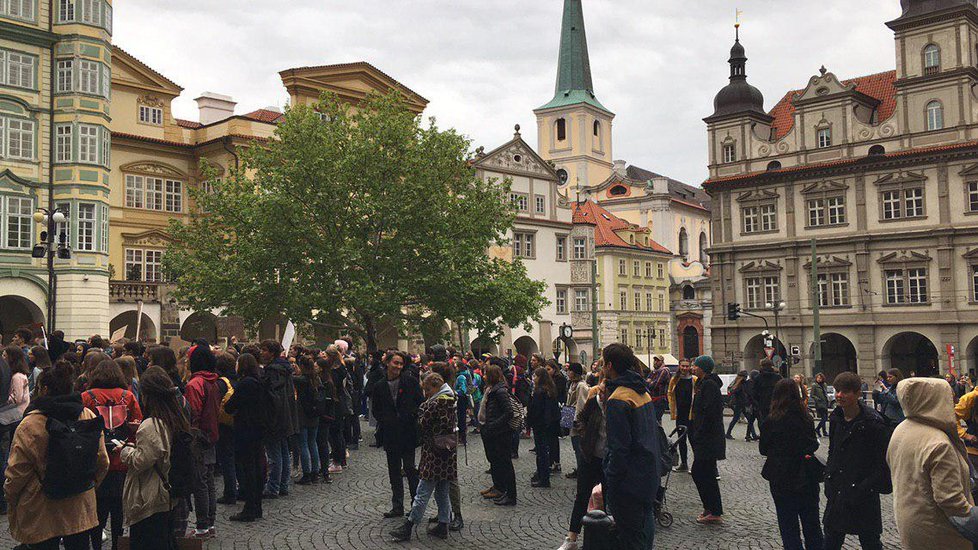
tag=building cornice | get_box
[0,20,57,47]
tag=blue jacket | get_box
[603,369,662,527]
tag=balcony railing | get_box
[110,281,160,302]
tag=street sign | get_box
[790,345,801,357]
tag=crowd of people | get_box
[3,325,978,549]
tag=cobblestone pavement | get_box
[1,418,901,549]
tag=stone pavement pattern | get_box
[0,419,900,549]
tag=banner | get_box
[281,321,297,352]
[947,344,956,376]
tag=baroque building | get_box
[705,0,978,380]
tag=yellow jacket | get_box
[668,374,697,421]
[954,387,978,457]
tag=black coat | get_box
[481,382,513,440]
[363,363,386,401]
[751,369,782,419]
[294,375,321,429]
[759,408,819,492]
[371,373,424,452]
[690,372,726,461]
[554,373,568,404]
[526,390,559,435]
[262,358,299,438]
[225,375,265,448]
[823,403,892,536]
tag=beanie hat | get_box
[188,343,216,373]
[693,355,716,374]
[333,339,349,355]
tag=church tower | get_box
[534,0,614,194]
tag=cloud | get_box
[114,0,904,186]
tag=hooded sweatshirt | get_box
[603,369,661,526]
[888,377,973,550]
[185,370,220,445]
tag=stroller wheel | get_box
[656,511,673,528]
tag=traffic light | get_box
[727,303,740,321]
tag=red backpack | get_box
[86,389,134,443]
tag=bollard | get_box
[581,509,618,550]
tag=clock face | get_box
[556,169,569,185]
[561,326,573,339]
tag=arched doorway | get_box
[109,311,157,342]
[966,336,978,379]
[0,295,44,345]
[885,332,939,377]
[513,336,539,357]
[744,334,787,370]
[470,336,498,358]
[818,333,857,383]
[682,326,700,360]
[552,337,578,363]
[181,311,218,344]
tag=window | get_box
[657,263,664,279]
[56,60,72,92]
[646,292,653,312]
[927,101,944,131]
[78,124,98,163]
[145,250,163,282]
[658,293,665,311]
[1,0,34,20]
[58,0,74,21]
[574,289,589,312]
[618,259,626,276]
[4,118,34,160]
[513,232,534,258]
[124,175,183,212]
[534,195,545,214]
[0,51,35,89]
[510,193,528,212]
[556,236,566,261]
[78,60,99,94]
[3,196,32,250]
[817,128,832,148]
[882,190,901,220]
[80,0,99,25]
[743,203,777,233]
[634,291,641,311]
[683,285,696,300]
[637,328,647,350]
[816,272,850,307]
[924,44,941,74]
[165,180,182,213]
[679,228,689,258]
[556,289,567,314]
[55,125,72,163]
[972,265,978,302]
[885,268,928,305]
[139,106,163,126]
[556,118,566,141]
[745,275,780,309]
[593,120,600,137]
[609,185,627,197]
[659,328,666,348]
[77,203,95,251]
[699,232,709,263]
[808,196,846,227]
[633,260,640,277]
[645,262,652,278]
[124,249,143,281]
[620,329,629,347]
[573,237,586,260]
[722,143,736,163]
[905,188,924,217]
[619,291,627,310]
[969,182,978,213]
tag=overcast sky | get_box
[114,0,905,186]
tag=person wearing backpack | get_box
[480,362,517,506]
[183,343,221,538]
[294,356,323,485]
[5,361,109,550]
[213,353,238,505]
[119,366,187,550]
[224,353,266,523]
[259,340,299,499]
[82,360,143,550]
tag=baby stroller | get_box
[653,424,687,528]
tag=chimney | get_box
[194,92,237,125]
[612,159,627,175]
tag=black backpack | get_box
[43,415,103,499]
[156,428,198,500]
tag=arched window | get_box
[926,101,944,131]
[593,120,600,137]
[766,160,782,171]
[609,185,628,197]
[556,118,567,141]
[868,144,885,156]
[682,285,696,300]
[923,44,941,74]
[678,228,689,258]
[699,232,709,263]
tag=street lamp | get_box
[764,301,787,376]
[32,207,71,333]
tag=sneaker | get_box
[724,434,734,440]
[193,528,212,539]
[558,537,580,550]
[328,462,343,474]
[207,527,216,536]
[449,515,463,531]
[673,464,688,473]
[696,514,724,525]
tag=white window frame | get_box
[534,195,545,214]
[646,292,653,312]
[78,124,98,164]
[969,181,978,213]
[619,291,627,310]
[927,101,944,131]
[58,0,75,22]
[0,0,34,21]
[76,202,95,251]
[924,44,941,73]
[4,117,34,161]
[165,180,182,213]
[1,50,35,89]
[574,289,589,312]
[3,196,33,250]
[513,232,534,259]
[78,60,99,95]
[556,289,567,314]
[139,105,163,126]
[644,262,652,278]
[618,259,626,276]
[573,237,586,260]
[908,268,928,304]
[905,188,924,217]
[124,248,143,281]
[56,59,73,92]
[816,128,832,148]
[722,143,736,163]
[556,236,566,261]
[510,193,528,212]
[885,269,905,305]
[55,125,72,163]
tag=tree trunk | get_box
[364,315,378,353]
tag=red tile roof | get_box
[176,119,202,129]
[242,109,285,124]
[572,201,671,254]
[769,70,897,140]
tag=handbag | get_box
[433,431,458,453]
[0,403,23,427]
[559,405,576,430]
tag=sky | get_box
[113,0,905,187]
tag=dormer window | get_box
[609,185,627,197]
[926,101,944,131]
[556,118,567,141]
[722,143,736,163]
[817,128,832,148]
[923,44,941,75]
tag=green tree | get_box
[165,91,546,351]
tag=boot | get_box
[493,493,517,506]
[383,507,405,519]
[295,474,313,486]
[389,520,415,542]
[427,522,448,539]
[449,514,464,531]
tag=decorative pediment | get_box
[120,161,187,179]
[801,180,848,195]
[137,95,165,109]
[962,248,978,260]
[111,46,183,96]
[794,67,880,109]
[736,189,779,203]
[279,62,428,115]
[877,250,932,265]
[121,229,172,248]
[803,255,852,269]
[475,133,558,180]
[739,260,782,273]
[959,164,978,178]
[874,172,927,186]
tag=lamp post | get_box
[765,300,787,376]
[32,207,70,333]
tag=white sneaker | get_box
[328,462,343,474]
[557,537,579,550]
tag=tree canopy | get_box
[165,91,547,351]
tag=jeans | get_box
[726,404,745,436]
[772,483,824,550]
[264,437,291,494]
[236,440,264,518]
[90,470,124,550]
[298,426,321,475]
[533,429,551,484]
[28,532,90,550]
[691,458,723,516]
[217,425,237,499]
[569,457,604,534]
[815,408,829,437]
[385,447,419,511]
[193,462,216,530]
[485,431,517,499]
[407,479,451,525]
[457,398,469,445]
[823,530,883,550]
[129,510,176,550]
[675,419,691,466]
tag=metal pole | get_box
[591,259,599,362]
[811,238,823,376]
[47,215,55,333]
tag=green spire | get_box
[536,0,610,113]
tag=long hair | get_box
[140,366,190,436]
[30,346,51,369]
[729,371,747,392]
[769,378,810,421]
[485,365,504,387]
[315,358,337,400]
[533,366,556,399]
[298,355,321,389]
[236,353,260,379]
[88,359,129,390]
[4,345,29,376]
